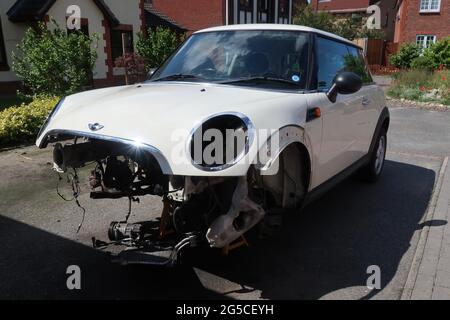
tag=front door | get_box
[314,36,365,184]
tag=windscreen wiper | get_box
[220,76,299,87]
[152,74,204,82]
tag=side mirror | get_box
[326,72,363,103]
[147,68,157,79]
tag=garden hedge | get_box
[0,96,59,148]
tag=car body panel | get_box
[37,82,311,177]
[36,24,386,191]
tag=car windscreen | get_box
[150,30,310,90]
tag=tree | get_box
[293,5,335,33]
[136,27,182,70]
[12,21,98,96]
[334,15,362,40]
[293,5,384,41]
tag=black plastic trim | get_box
[303,154,370,206]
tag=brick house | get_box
[0,0,146,94]
[148,0,307,33]
[394,0,449,49]
[311,0,398,42]
[1,0,308,95]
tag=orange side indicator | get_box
[313,107,321,118]
[307,107,322,122]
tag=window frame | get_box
[66,17,89,37]
[111,28,134,62]
[257,0,273,23]
[416,35,436,51]
[312,34,373,91]
[0,17,9,71]
[346,45,374,85]
[278,0,290,24]
[238,0,254,24]
[419,0,441,13]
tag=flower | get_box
[419,86,426,91]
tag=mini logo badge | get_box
[88,123,104,131]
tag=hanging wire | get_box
[56,168,86,233]
[125,196,132,222]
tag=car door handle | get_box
[362,97,370,106]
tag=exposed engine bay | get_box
[52,136,306,266]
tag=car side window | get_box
[315,37,350,90]
[345,45,373,84]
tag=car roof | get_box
[194,24,361,49]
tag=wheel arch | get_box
[256,125,313,200]
[369,107,390,155]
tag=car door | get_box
[313,36,364,184]
[345,45,381,155]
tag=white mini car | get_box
[37,24,389,266]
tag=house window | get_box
[278,0,289,24]
[419,0,441,12]
[111,29,133,61]
[67,19,89,37]
[238,0,253,24]
[0,17,8,70]
[416,35,436,51]
[258,0,273,23]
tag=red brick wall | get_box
[152,0,225,32]
[318,0,370,11]
[398,0,450,43]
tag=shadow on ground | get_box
[189,160,437,299]
[0,160,437,299]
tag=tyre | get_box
[359,128,387,183]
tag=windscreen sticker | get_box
[292,75,300,82]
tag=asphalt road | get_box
[0,103,449,300]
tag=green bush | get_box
[136,27,182,70]
[390,38,449,70]
[12,21,98,96]
[391,68,432,86]
[401,88,422,101]
[390,43,421,69]
[386,85,402,99]
[0,96,59,147]
[411,55,435,70]
[424,37,450,69]
[387,69,450,105]
[432,69,450,105]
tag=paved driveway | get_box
[0,103,449,299]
